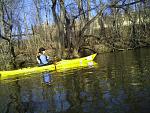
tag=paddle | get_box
[52,56,61,71]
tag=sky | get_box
[22,0,108,21]
[9,0,108,34]
[10,0,143,34]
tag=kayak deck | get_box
[0,54,97,79]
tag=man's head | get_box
[39,47,46,54]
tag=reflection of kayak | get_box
[0,54,97,80]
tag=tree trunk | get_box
[51,0,64,58]
[0,0,5,38]
[0,2,17,69]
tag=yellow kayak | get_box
[0,53,97,80]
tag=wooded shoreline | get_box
[0,0,150,70]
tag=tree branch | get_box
[0,33,9,41]
[111,0,145,8]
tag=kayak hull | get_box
[0,54,97,79]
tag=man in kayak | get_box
[37,47,51,66]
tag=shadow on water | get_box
[0,48,150,113]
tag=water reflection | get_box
[0,48,150,113]
[42,72,53,85]
[0,78,25,113]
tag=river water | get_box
[0,48,150,113]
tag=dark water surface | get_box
[0,48,150,113]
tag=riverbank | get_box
[0,46,149,71]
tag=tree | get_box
[0,0,23,69]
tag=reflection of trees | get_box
[3,78,25,113]
[95,49,150,113]
[42,84,56,113]
[62,72,86,112]
[61,69,105,112]
[1,75,56,113]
